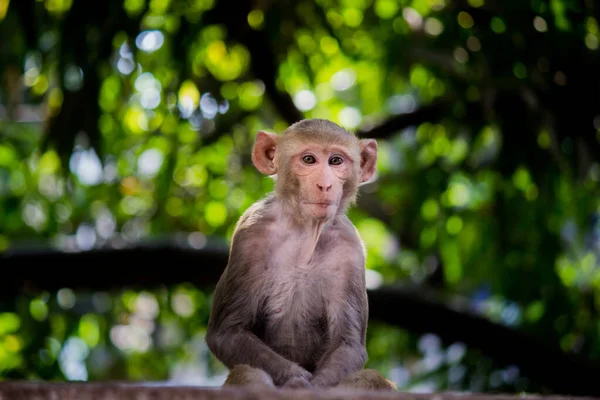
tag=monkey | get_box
[205,118,395,391]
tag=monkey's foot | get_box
[337,369,397,391]
[223,364,275,388]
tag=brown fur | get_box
[338,369,397,390]
[206,119,389,390]
[224,364,275,387]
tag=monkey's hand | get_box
[278,364,313,388]
[283,376,313,389]
[309,376,333,389]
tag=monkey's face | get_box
[289,145,355,220]
[251,124,378,221]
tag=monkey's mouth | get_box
[305,201,336,207]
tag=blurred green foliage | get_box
[1,0,600,394]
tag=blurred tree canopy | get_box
[1,0,600,396]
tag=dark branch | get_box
[369,285,600,397]
[0,237,229,297]
[357,100,483,139]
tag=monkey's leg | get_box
[223,364,276,388]
[337,369,397,391]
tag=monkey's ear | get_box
[359,139,377,183]
[252,131,278,175]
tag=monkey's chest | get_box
[260,269,330,366]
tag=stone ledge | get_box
[0,382,597,400]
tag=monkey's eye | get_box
[302,155,316,164]
[329,156,343,165]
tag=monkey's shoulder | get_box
[227,197,281,263]
[330,214,361,235]
[315,217,366,266]
[324,216,365,249]
[234,196,277,231]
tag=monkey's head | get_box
[252,119,377,221]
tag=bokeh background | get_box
[1,0,600,396]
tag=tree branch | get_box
[369,285,600,397]
[357,100,483,139]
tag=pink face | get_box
[292,145,354,220]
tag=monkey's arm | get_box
[207,320,311,386]
[206,235,312,386]
[310,276,369,388]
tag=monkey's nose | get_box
[317,184,332,192]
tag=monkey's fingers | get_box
[282,377,313,389]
